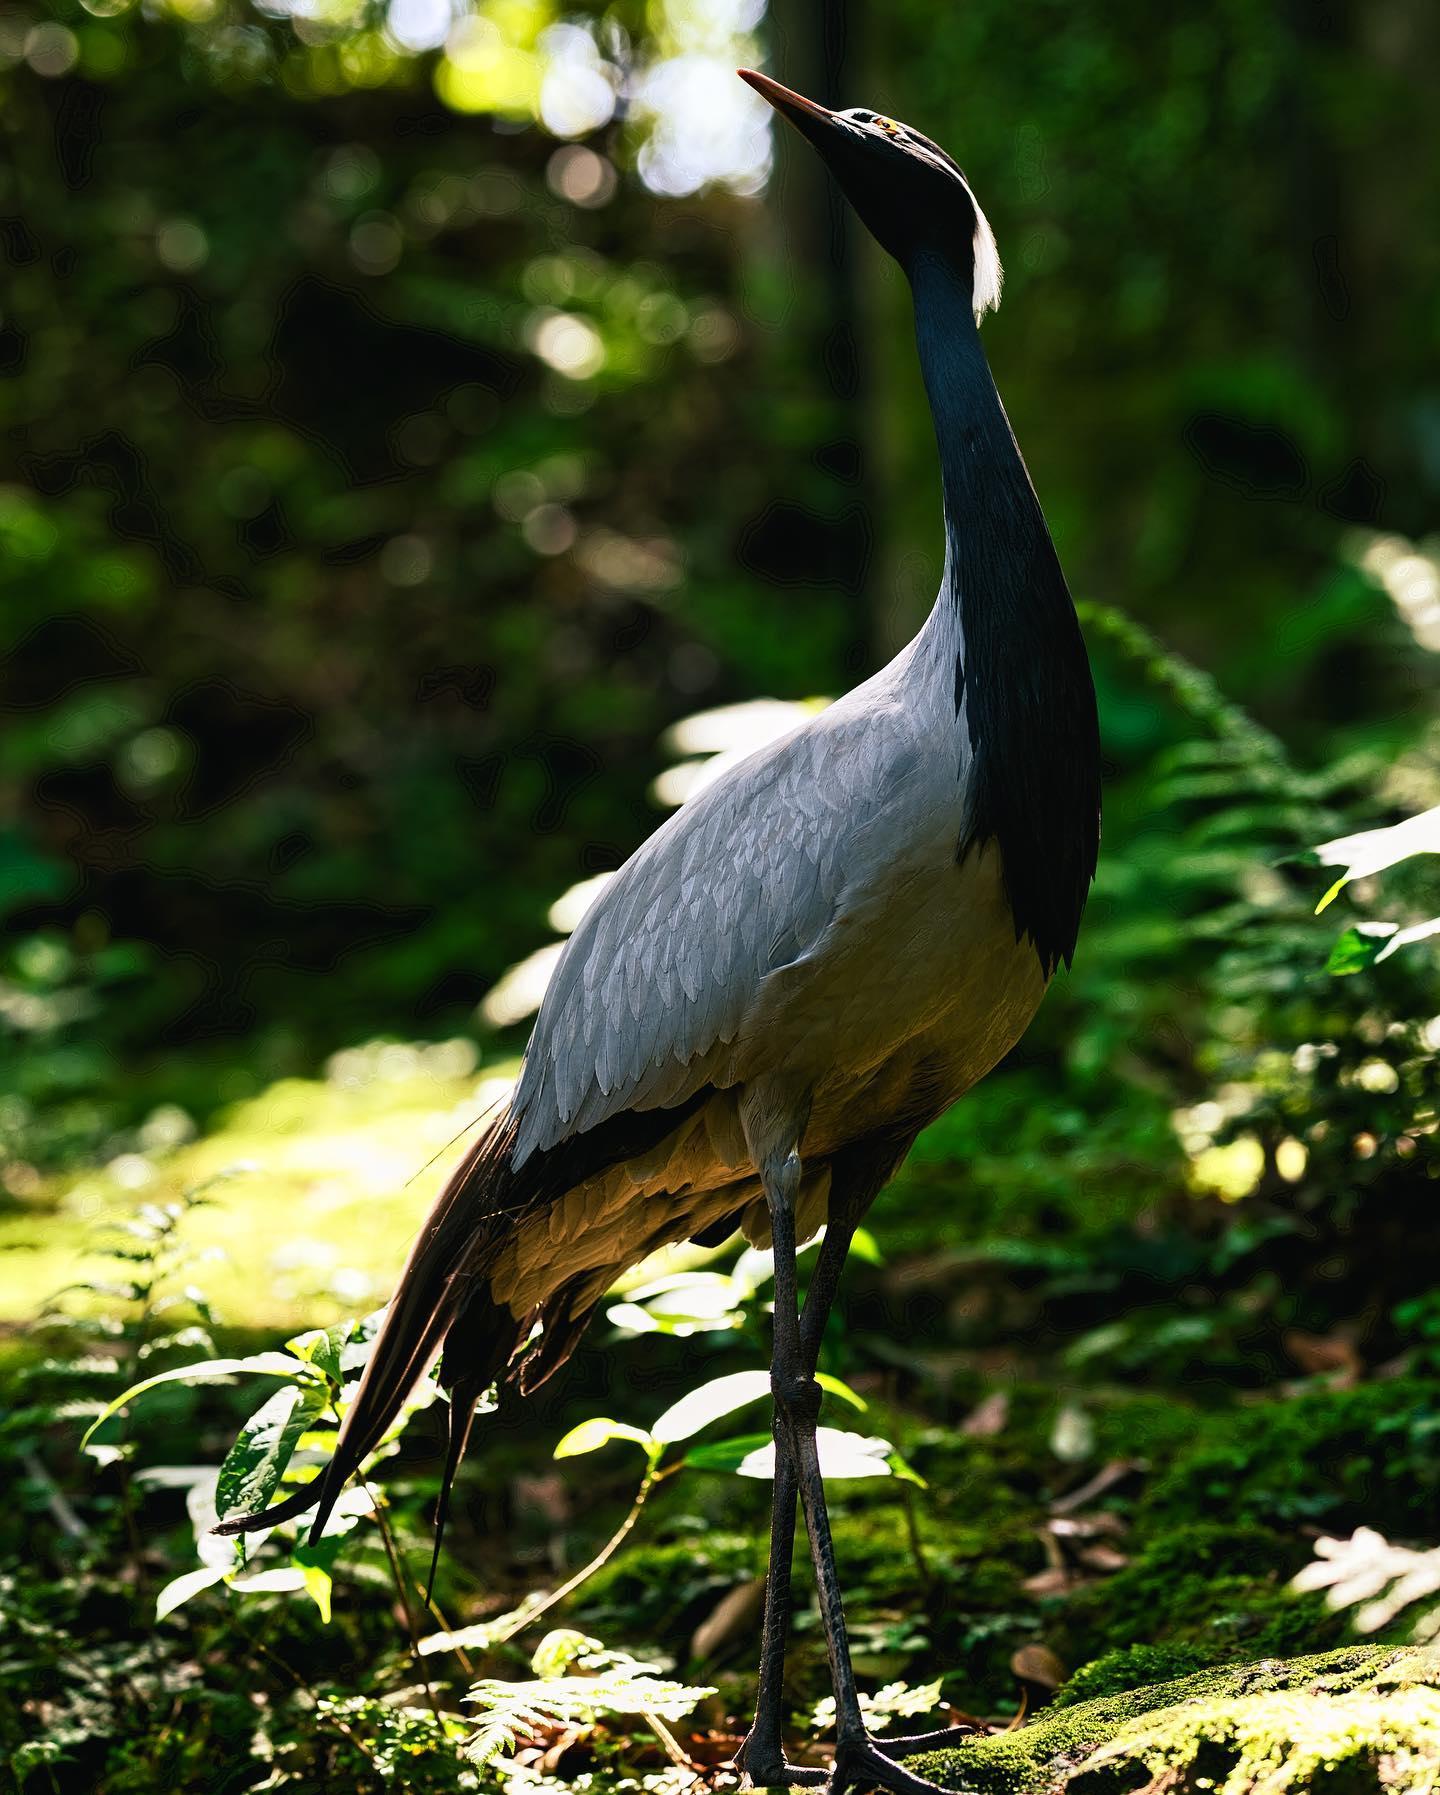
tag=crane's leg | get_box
[757,1147,953,1795]
[736,1190,866,1789]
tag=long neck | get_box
[911,254,1043,604]
[908,251,1101,976]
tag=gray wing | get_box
[509,708,890,1165]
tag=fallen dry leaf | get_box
[1282,1327,1362,1382]
[690,1578,765,1664]
[1050,1458,1145,1515]
[1023,1567,1078,1597]
[961,1391,1010,1437]
[1010,1643,1066,1689]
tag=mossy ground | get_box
[913,1646,1440,1794]
[8,1068,1438,1792]
[0,1058,517,1326]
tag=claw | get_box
[734,1749,827,1790]
[734,1733,828,1790]
[883,1724,978,1760]
[828,1735,952,1795]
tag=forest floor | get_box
[3,1052,1436,1792]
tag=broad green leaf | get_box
[848,1227,884,1266]
[298,1560,332,1623]
[651,1370,770,1443]
[286,1321,352,1385]
[622,1270,736,1303]
[80,1352,319,1448]
[230,1567,308,1594]
[815,1372,867,1412]
[216,1381,329,1522]
[682,1432,773,1474]
[1326,923,1395,976]
[604,1301,663,1335]
[653,1369,864,1448]
[155,1565,228,1621]
[552,1416,655,1459]
[292,1541,340,1624]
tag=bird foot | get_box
[733,1734,827,1789]
[827,1734,953,1795]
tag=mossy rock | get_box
[913,1645,1440,1794]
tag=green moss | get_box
[1143,1380,1440,1539]
[917,1646,1440,1794]
[1058,1520,1343,1666]
[1052,1643,1214,1709]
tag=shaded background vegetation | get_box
[4,0,1440,1788]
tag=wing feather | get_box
[508,691,930,1167]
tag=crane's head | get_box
[738,68,1001,321]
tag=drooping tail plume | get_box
[213,1086,708,1571]
[213,1106,529,1548]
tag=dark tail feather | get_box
[424,1371,489,1604]
[215,1107,525,1543]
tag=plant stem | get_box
[901,1482,931,1588]
[492,1460,670,1647]
[428,1460,673,1661]
[370,1484,443,1725]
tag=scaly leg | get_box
[736,1193,866,1789]
[760,1149,955,1795]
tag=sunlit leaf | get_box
[292,1540,340,1624]
[286,1321,351,1386]
[1326,923,1395,976]
[734,1428,897,1481]
[552,1416,655,1458]
[231,1567,309,1596]
[155,1565,227,1621]
[650,1369,770,1443]
[1313,805,1440,911]
[815,1372,867,1412]
[80,1352,320,1449]
[848,1227,883,1266]
[1376,916,1440,963]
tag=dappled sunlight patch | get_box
[0,1046,518,1327]
[917,1648,1440,1795]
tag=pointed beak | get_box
[738,68,843,153]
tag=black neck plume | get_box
[911,250,1100,974]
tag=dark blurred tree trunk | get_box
[765,0,897,672]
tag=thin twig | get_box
[641,1706,700,1772]
[901,1482,931,1588]
[419,1588,475,1677]
[489,1461,672,1647]
[369,1485,444,1726]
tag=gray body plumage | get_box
[490,586,1045,1322]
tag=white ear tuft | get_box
[969,198,1003,322]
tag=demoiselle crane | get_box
[220,70,1102,1794]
